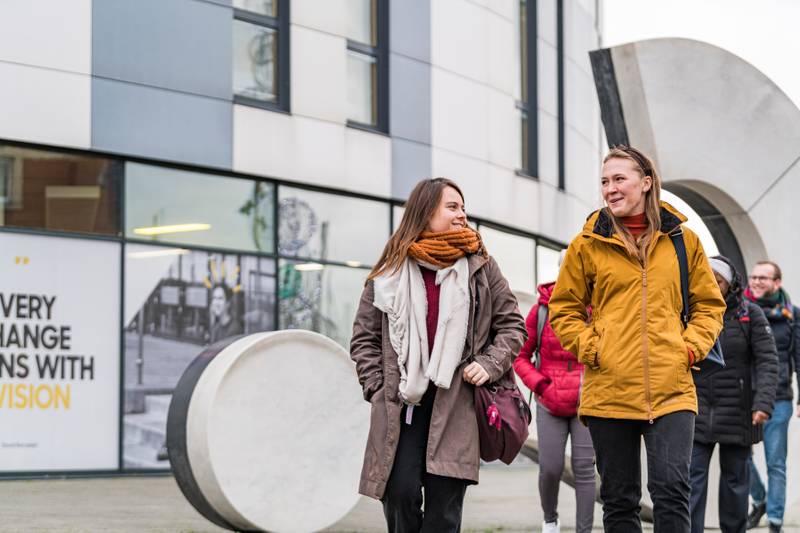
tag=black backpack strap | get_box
[669,228,691,327]
[535,304,548,369]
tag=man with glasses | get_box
[745,261,800,532]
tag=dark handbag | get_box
[474,371,532,464]
[670,228,725,367]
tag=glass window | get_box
[279,260,367,348]
[233,19,277,103]
[479,226,536,312]
[125,163,275,254]
[392,205,405,233]
[518,0,538,177]
[346,0,386,131]
[233,0,276,16]
[346,0,375,45]
[537,244,562,285]
[0,145,121,235]
[123,244,276,469]
[347,51,377,125]
[278,187,389,266]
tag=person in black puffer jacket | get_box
[689,255,778,533]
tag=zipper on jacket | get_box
[641,264,653,423]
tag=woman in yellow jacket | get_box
[549,146,725,532]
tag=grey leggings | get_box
[536,404,596,532]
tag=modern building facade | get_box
[0,0,601,476]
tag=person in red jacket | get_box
[514,279,595,533]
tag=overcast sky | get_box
[601,0,800,109]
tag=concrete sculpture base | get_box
[167,330,370,532]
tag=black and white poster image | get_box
[123,244,276,468]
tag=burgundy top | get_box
[420,266,441,353]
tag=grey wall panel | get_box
[390,54,431,145]
[390,0,430,63]
[92,0,232,99]
[392,139,432,199]
[389,0,431,199]
[92,78,232,169]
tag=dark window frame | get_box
[233,1,291,113]
[517,0,538,180]
[556,0,565,191]
[345,0,389,134]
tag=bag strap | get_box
[534,303,548,369]
[669,228,691,327]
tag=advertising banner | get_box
[0,232,120,471]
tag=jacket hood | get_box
[538,282,555,305]
[581,201,688,241]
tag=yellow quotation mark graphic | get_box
[15,256,30,265]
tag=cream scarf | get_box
[373,256,471,405]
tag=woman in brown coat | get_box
[350,177,526,532]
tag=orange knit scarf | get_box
[408,228,483,268]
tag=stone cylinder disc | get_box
[167,330,370,532]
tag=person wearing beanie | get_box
[689,255,778,533]
[744,260,800,532]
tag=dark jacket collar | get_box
[591,205,684,238]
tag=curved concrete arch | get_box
[591,37,800,296]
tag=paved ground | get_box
[0,464,797,532]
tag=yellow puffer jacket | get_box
[549,202,725,421]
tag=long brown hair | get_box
[369,178,475,280]
[603,145,662,261]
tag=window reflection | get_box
[346,0,375,45]
[233,0,276,16]
[125,163,275,253]
[0,145,121,235]
[479,225,536,313]
[278,187,388,265]
[123,244,276,468]
[347,51,377,125]
[233,19,277,103]
[537,245,562,285]
[279,260,367,348]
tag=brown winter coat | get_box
[350,254,526,500]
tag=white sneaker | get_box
[542,519,560,533]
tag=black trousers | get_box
[586,411,695,533]
[689,441,750,533]
[382,386,468,533]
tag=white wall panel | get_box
[565,128,602,207]
[0,0,91,74]
[537,39,558,116]
[292,0,346,37]
[291,25,347,124]
[431,69,488,159]
[565,61,601,143]
[234,106,390,197]
[485,0,516,21]
[487,8,516,96]
[431,0,488,84]
[538,0,557,47]
[233,104,294,179]
[0,63,90,148]
[537,111,559,185]
[431,147,490,217]
[344,127,391,197]
[487,90,518,170]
